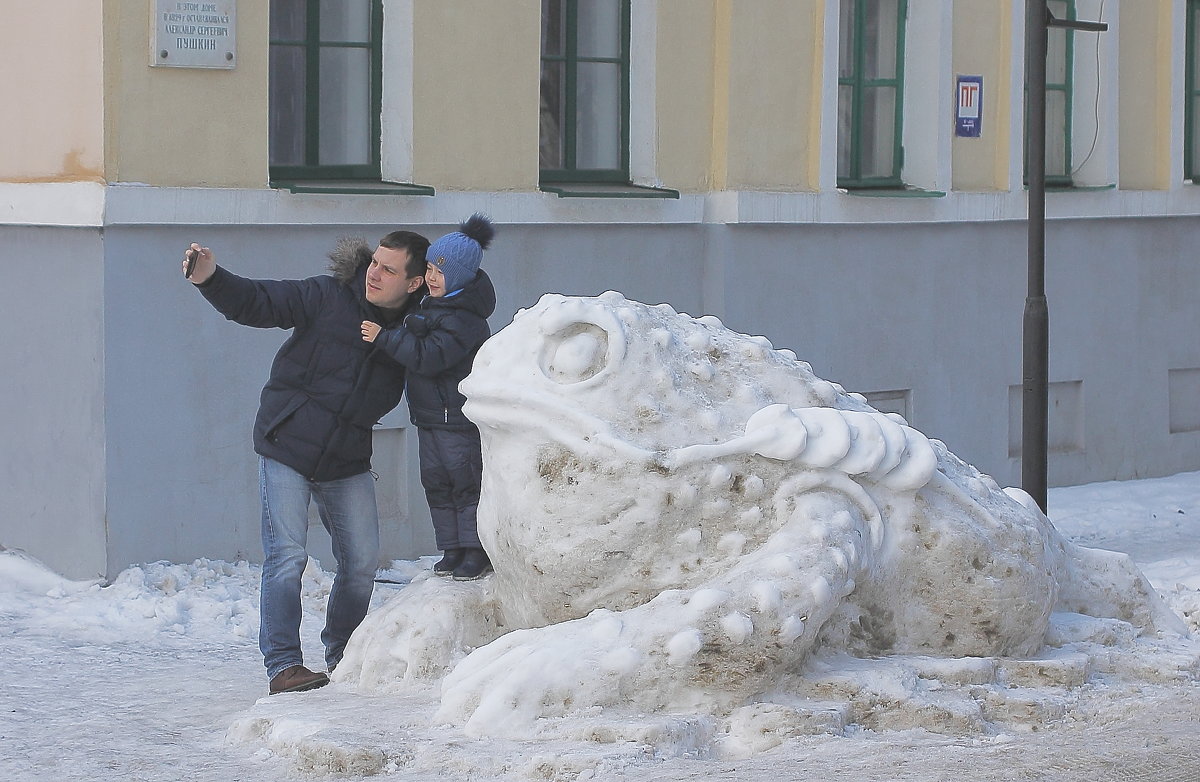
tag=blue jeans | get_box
[258,456,379,680]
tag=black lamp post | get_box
[1022,2,1107,511]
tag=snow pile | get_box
[0,546,100,597]
[334,575,505,690]
[0,550,310,643]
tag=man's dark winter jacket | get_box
[196,239,419,481]
[373,269,496,430]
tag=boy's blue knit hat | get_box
[427,213,495,293]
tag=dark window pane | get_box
[1192,8,1200,81]
[540,61,565,169]
[318,47,372,165]
[1192,100,1200,176]
[1046,89,1069,177]
[320,0,371,43]
[838,0,856,79]
[1047,28,1069,84]
[837,84,853,178]
[1185,6,1195,87]
[578,0,621,58]
[859,86,896,179]
[542,0,565,57]
[862,0,900,80]
[270,0,306,41]
[1193,3,1200,177]
[269,45,307,166]
[575,62,621,169]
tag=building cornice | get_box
[4,182,1200,228]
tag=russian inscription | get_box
[152,0,237,69]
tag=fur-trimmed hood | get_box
[327,236,374,286]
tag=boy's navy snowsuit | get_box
[373,269,496,550]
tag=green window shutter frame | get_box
[1187,0,1200,182]
[268,0,384,182]
[539,0,632,185]
[1045,0,1075,186]
[837,0,908,190]
[1023,0,1075,188]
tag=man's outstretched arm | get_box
[183,242,317,330]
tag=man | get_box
[184,230,429,695]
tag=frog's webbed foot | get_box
[437,485,876,736]
[333,577,505,693]
[435,609,639,736]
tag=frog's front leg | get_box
[333,576,505,693]
[436,480,877,736]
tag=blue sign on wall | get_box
[956,76,983,138]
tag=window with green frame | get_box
[837,0,907,189]
[539,0,630,184]
[1043,0,1075,186]
[1187,0,1200,181]
[268,0,383,182]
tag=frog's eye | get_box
[542,323,609,384]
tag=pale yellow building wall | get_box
[725,0,823,191]
[103,0,269,188]
[411,0,540,191]
[951,0,1013,191]
[654,0,719,192]
[1118,0,1172,190]
[0,1,105,182]
[15,1,1181,196]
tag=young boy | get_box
[360,214,497,580]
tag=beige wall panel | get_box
[951,0,1012,191]
[654,0,718,192]
[1118,0,1171,190]
[0,2,105,182]
[411,0,540,191]
[726,0,822,191]
[104,0,268,188]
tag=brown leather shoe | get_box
[269,665,330,695]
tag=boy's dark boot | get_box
[452,548,493,581]
[269,665,330,695]
[433,548,465,575]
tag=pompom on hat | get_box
[427,213,495,294]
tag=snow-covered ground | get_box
[3,472,1200,782]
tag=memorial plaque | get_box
[152,0,236,69]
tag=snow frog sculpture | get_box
[336,292,1183,736]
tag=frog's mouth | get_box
[462,388,663,467]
